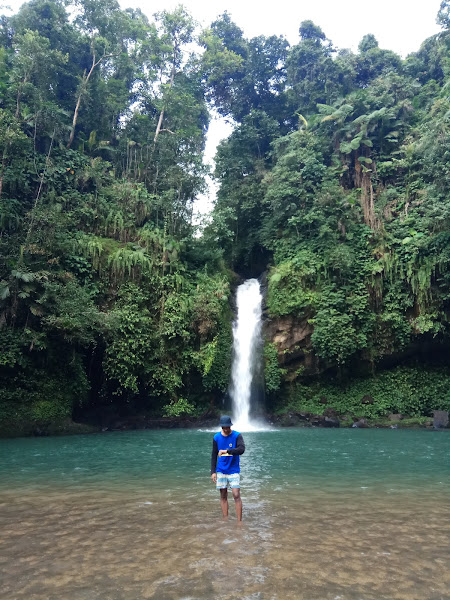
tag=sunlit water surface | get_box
[1,429,449,600]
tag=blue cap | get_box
[219,415,233,427]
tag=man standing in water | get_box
[211,415,245,522]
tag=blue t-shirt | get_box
[214,430,241,474]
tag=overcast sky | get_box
[4,0,444,220]
[5,0,442,54]
[126,0,443,58]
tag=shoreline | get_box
[1,412,447,439]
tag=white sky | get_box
[4,0,443,221]
[5,0,442,55]
[125,0,443,58]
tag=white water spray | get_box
[230,278,267,431]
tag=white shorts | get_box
[216,472,240,489]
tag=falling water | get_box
[230,278,264,431]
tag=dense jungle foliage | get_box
[1,0,450,435]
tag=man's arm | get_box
[226,434,245,456]
[211,438,218,474]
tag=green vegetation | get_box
[1,0,450,434]
[208,5,450,421]
[263,342,287,393]
[272,366,450,420]
[0,0,232,433]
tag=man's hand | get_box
[211,473,217,484]
[218,449,229,456]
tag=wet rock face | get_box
[267,316,312,353]
[264,315,317,375]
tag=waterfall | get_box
[230,278,265,431]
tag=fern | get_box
[108,247,152,280]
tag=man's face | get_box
[221,426,232,436]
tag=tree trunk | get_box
[361,170,377,229]
[26,128,56,242]
[15,86,22,119]
[0,142,9,202]
[67,46,111,149]
[153,45,177,145]
[0,161,4,201]
[67,76,86,149]
[15,76,28,119]
[153,108,165,145]
[355,152,377,229]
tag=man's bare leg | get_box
[219,488,229,519]
[232,488,242,522]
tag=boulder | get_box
[272,411,341,427]
[388,413,403,421]
[323,416,340,428]
[297,412,311,421]
[433,410,449,429]
[361,395,374,405]
[278,413,301,427]
[310,415,340,427]
[323,407,339,418]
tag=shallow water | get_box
[1,428,449,600]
